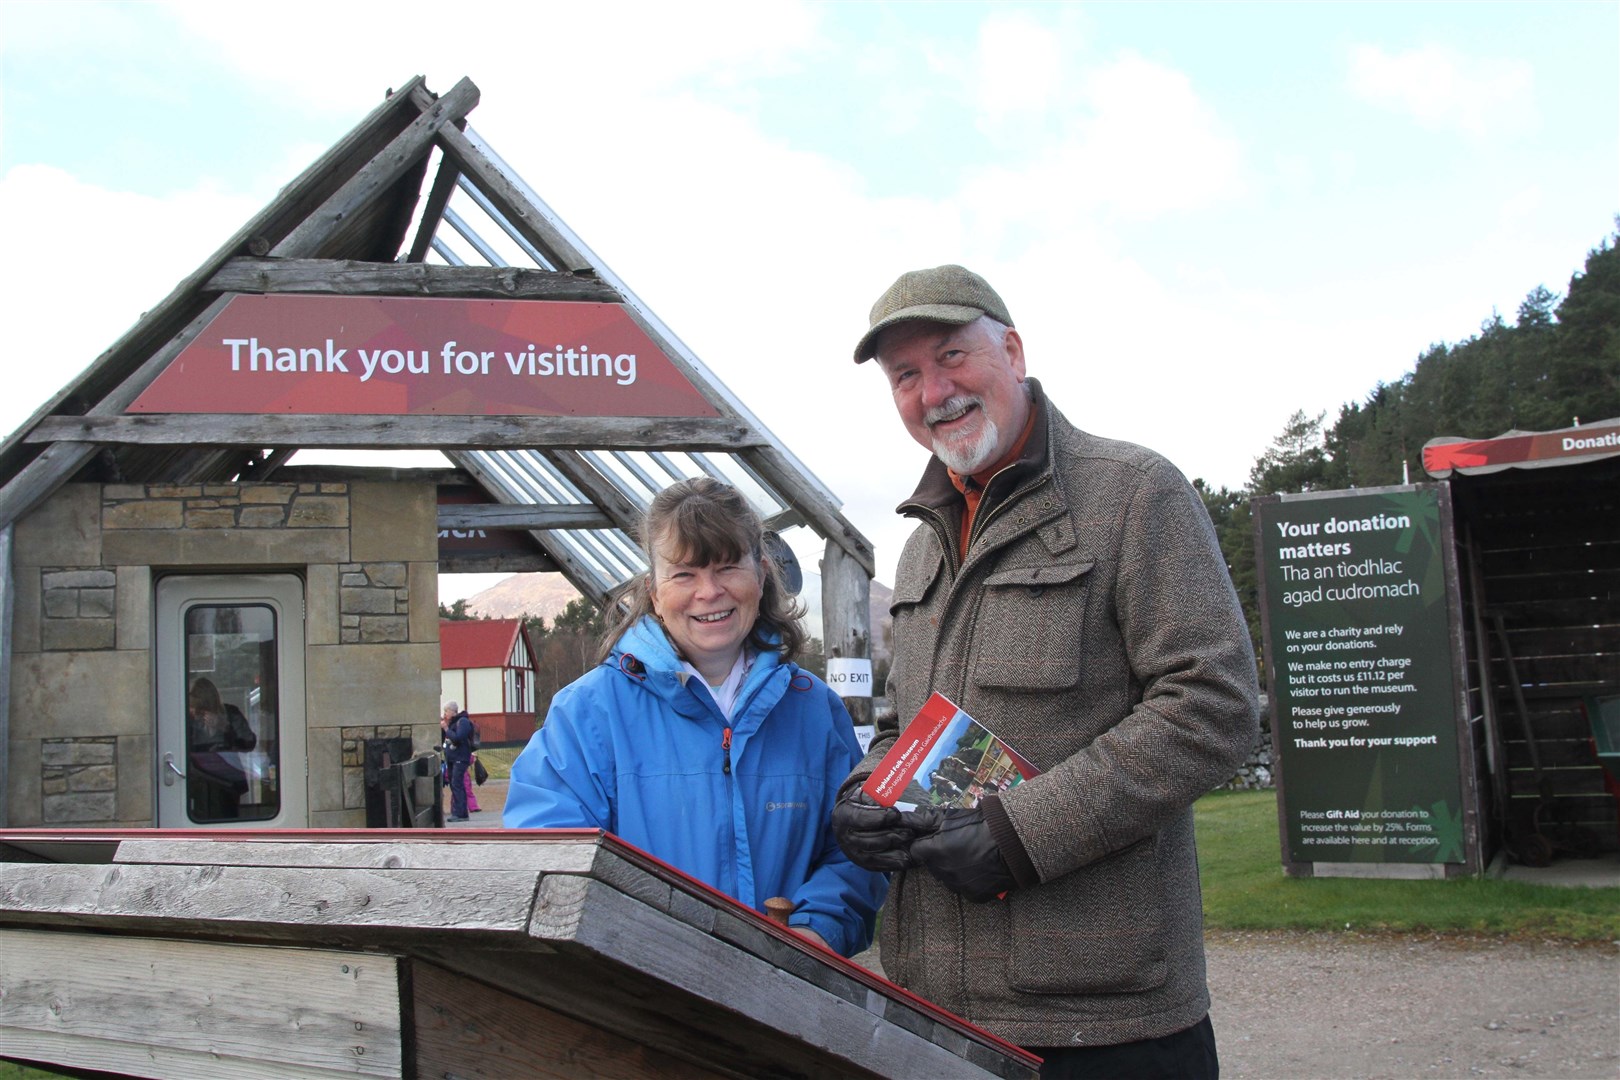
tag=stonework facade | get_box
[7,480,442,828]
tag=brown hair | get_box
[597,477,807,665]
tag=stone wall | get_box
[1222,726,1276,791]
[7,480,441,828]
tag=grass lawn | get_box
[474,744,521,781]
[1196,789,1620,940]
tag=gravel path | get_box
[465,785,1616,1077]
[1207,930,1620,1079]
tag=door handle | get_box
[163,753,186,786]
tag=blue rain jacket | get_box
[504,616,886,956]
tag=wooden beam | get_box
[271,78,481,259]
[27,415,761,452]
[438,504,611,530]
[434,124,593,273]
[205,258,624,301]
[452,454,618,603]
[438,551,560,575]
[407,151,462,263]
[0,930,403,1079]
[822,539,874,728]
[742,446,876,577]
[536,451,646,531]
[0,526,10,829]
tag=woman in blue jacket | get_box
[504,477,886,957]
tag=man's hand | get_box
[832,790,918,872]
[906,806,1017,903]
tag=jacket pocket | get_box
[971,559,1094,692]
[1004,836,1166,994]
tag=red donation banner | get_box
[128,294,720,418]
[1421,420,1620,477]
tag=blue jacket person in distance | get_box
[504,477,886,957]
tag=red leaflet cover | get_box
[862,692,1039,810]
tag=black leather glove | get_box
[832,790,918,872]
[906,806,1018,903]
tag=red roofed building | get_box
[440,619,540,744]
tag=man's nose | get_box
[920,365,956,407]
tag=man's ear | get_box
[1003,328,1027,381]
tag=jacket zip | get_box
[721,726,732,774]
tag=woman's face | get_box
[649,533,765,679]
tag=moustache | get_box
[924,396,983,427]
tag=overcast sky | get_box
[2,1,1614,593]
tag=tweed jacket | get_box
[849,381,1260,1048]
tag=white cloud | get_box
[974,12,1066,128]
[0,164,261,438]
[1348,44,1534,137]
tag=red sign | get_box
[1421,420,1620,477]
[128,294,719,418]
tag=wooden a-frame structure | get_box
[0,75,876,827]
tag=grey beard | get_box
[932,418,1001,475]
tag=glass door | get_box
[155,574,307,827]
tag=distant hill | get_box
[464,573,583,623]
[466,571,893,660]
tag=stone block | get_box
[341,587,395,615]
[103,484,147,501]
[43,569,117,590]
[43,589,79,618]
[185,507,238,529]
[72,764,118,791]
[341,572,369,587]
[307,642,440,737]
[6,739,43,825]
[41,739,116,766]
[343,766,366,809]
[202,484,239,498]
[43,791,116,824]
[287,496,349,528]
[238,506,287,528]
[12,567,40,654]
[306,724,344,813]
[11,652,152,738]
[350,482,436,562]
[116,566,151,650]
[102,528,349,566]
[366,562,408,588]
[14,485,100,567]
[103,500,184,530]
[42,618,116,652]
[148,485,202,498]
[360,616,409,643]
[306,564,339,646]
[240,484,297,505]
[408,562,439,643]
[42,774,68,796]
[309,809,366,828]
[79,588,115,618]
[117,734,154,824]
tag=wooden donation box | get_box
[0,829,1038,1079]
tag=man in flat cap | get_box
[834,265,1260,1078]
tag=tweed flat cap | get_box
[853,264,1014,362]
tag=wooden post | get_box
[0,525,10,828]
[821,539,873,729]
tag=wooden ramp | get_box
[0,829,1039,1079]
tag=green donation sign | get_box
[1257,485,1466,865]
